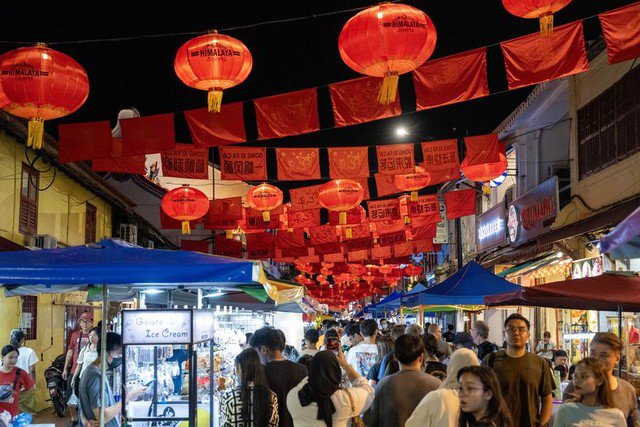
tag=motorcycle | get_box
[44,354,68,417]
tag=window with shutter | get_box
[19,163,39,236]
[21,295,37,341]
[85,202,97,243]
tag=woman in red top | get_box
[0,345,35,418]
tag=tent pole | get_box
[618,303,623,378]
[100,285,109,427]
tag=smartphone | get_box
[326,337,340,352]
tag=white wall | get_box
[274,312,305,352]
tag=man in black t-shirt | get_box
[443,324,455,342]
[250,327,308,427]
[471,320,499,361]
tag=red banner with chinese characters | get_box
[464,134,502,165]
[329,76,401,127]
[309,225,339,246]
[214,235,243,258]
[348,249,369,262]
[161,144,209,179]
[368,199,402,223]
[501,21,589,90]
[407,195,440,222]
[421,139,461,184]
[379,230,406,247]
[393,241,414,257]
[344,237,373,252]
[328,146,369,179]
[276,148,321,181]
[599,2,640,65]
[341,222,371,240]
[120,113,175,156]
[323,252,345,263]
[371,219,407,235]
[180,239,210,254]
[183,102,246,147]
[413,48,489,111]
[290,184,323,212]
[328,206,365,226]
[375,173,400,198]
[246,206,283,230]
[376,144,415,175]
[209,197,244,221]
[444,189,476,220]
[246,233,275,260]
[371,245,392,260]
[355,178,371,201]
[219,146,267,181]
[287,209,321,229]
[59,121,115,163]
[254,88,320,139]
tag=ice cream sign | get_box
[122,310,192,345]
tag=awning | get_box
[496,254,558,278]
[599,205,640,259]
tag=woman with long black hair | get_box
[457,365,513,427]
[220,348,279,427]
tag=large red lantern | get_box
[174,32,253,113]
[404,265,423,277]
[161,185,209,234]
[394,166,432,201]
[338,3,437,104]
[461,153,508,183]
[0,44,89,149]
[502,0,572,36]
[247,183,283,222]
[319,179,365,225]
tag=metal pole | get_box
[618,303,623,378]
[455,218,463,270]
[209,341,214,427]
[100,285,108,427]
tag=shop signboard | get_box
[192,309,215,343]
[122,309,192,345]
[507,176,559,246]
[476,203,507,252]
[572,257,603,279]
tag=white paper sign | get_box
[192,310,215,343]
[122,310,192,345]
[21,313,32,329]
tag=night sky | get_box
[1,0,636,191]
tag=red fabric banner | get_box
[276,148,321,181]
[371,245,392,260]
[290,184,323,212]
[355,178,371,201]
[328,146,369,179]
[323,252,345,263]
[161,144,209,179]
[444,189,476,220]
[210,197,244,221]
[464,134,502,165]
[348,249,369,262]
[421,139,461,184]
[341,223,371,240]
[180,239,210,254]
[501,21,589,90]
[411,224,438,242]
[254,88,320,139]
[309,225,339,246]
[599,2,640,65]
[375,173,400,198]
[160,208,200,230]
[328,206,365,226]
[371,219,406,235]
[344,237,372,252]
[414,239,435,253]
[376,144,415,175]
[276,229,307,250]
[413,48,489,111]
[368,199,402,223]
[246,206,283,230]
[59,121,115,163]
[183,102,246,147]
[393,241,414,257]
[407,195,440,222]
[246,233,275,260]
[329,76,401,127]
[120,113,175,156]
[219,146,267,181]
[92,154,145,174]
[214,235,243,258]
[314,242,344,255]
[379,230,406,247]
[287,209,321,229]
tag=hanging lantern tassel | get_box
[404,216,411,225]
[262,211,271,222]
[345,227,353,239]
[27,118,45,149]
[182,221,191,235]
[339,211,347,225]
[410,191,419,202]
[539,13,553,36]
[208,89,223,113]
[226,229,233,239]
[377,72,399,105]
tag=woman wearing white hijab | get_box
[405,348,479,427]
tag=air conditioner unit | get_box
[119,224,138,245]
[147,241,155,249]
[32,234,57,249]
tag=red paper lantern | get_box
[461,153,508,183]
[394,166,432,201]
[502,0,572,36]
[319,179,365,225]
[161,185,209,234]
[348,264,366,276]
[0,44,89,149]
[404,265,423,277]
[379,264,393,275]
[320,268,333,276]
[315,274,326,283]
[321,262,335,269]
[338,3,437,104]
[247,183,283,222]
[174,32,253,112]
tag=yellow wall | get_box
[0,130,111,411]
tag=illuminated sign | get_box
[476,203,507,251]
[507,177,559,246]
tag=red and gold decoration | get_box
[338,3,437,104]
[174,32,253,113]
[161,185,210,234]
[394,166,431,201]
[461,152,508,183]
[461,134,508,183]
[247,183,283,222]
[0,44,89,149]
[319,179,365,225]
[502,0,572,36]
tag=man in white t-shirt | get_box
[347,319,378,377]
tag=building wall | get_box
[569,52,640,210]
[0,130,111,410]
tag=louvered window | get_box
[19,163,39,236]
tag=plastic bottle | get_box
[12,413,32,427]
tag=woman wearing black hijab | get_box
[286,347,374,427]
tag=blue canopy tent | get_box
[599,205,640,259]
[405,261,522,307]
[400,283,428,307]
[372,290,403,316]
